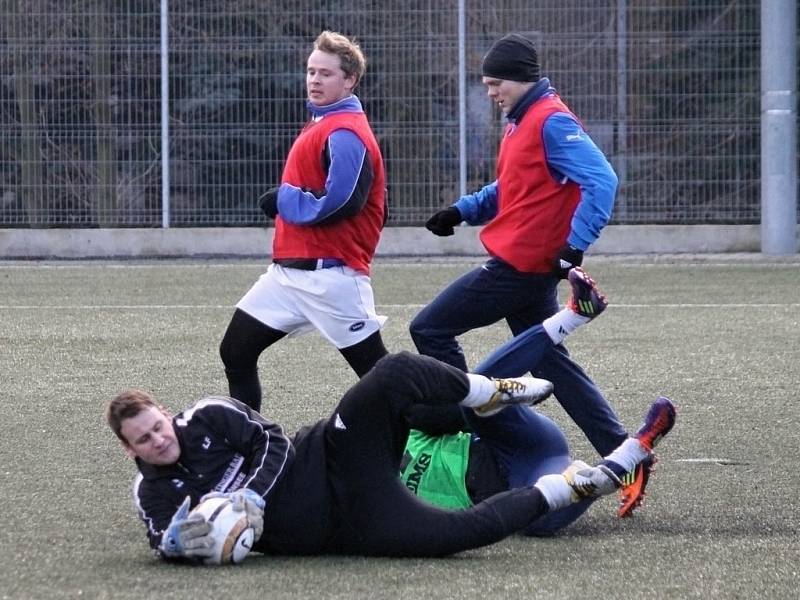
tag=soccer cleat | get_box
[566,267,608,320]
[635,396,676,451]
[562,460,621,502]
[474,377,554,416]
[617,396,677,517]
[617,454,656,518]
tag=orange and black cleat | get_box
[618,454,656,518]
[618,396,676,518]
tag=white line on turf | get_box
[1,261,799,270]
[674,458,749,465]
[1,303,799,309]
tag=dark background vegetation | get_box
[0,1,762,227]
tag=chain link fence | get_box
[0,0,765,228]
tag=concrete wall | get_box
[0,224,789,259]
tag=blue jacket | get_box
[277,95,374,225]
[454,78,617,251]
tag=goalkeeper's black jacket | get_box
[132,395,333,554]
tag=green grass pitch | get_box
[1,256,799,599]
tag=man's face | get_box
[120,406,180,466]
[306,49,356,107]
[482,77,533,115]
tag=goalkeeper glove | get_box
[232,489,265,541]
[159,496,214,560]
[552,244,584,279]
[202,489,265,541]
[425,207,462,236]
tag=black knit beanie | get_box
[481,33,540,82]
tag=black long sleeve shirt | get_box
[132,396,295,552]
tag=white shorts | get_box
[236,263,387,349]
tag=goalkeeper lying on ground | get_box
[107,268,649,562]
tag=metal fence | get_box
[0,0,765,228]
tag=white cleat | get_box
[474,377,554,416]
[562,460,622,502]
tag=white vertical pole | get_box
[160,0,170,228]
[761,0,797,254]
[457,0,467,196]
[615,0,627,220]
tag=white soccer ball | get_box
[190,496,255,566]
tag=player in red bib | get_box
[410,33,648,517]
[220,31,389,413]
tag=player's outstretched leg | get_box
[461,374,554,417]
[618,396,677,517]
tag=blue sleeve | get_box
[453,181,499,225]
[543,113,618,250]
[277,129,370,225]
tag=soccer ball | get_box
[190,496,255,565]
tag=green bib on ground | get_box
[400,429,473,509]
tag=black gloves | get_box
[552,244,584,279]
[425,207,462,236]
[259,187,280,219]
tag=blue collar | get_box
[307,95,363,118]
[506,78,555,123]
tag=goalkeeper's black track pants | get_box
[319,351,550,557]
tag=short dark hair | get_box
[106,389,161,442]
[313,30,366,85]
